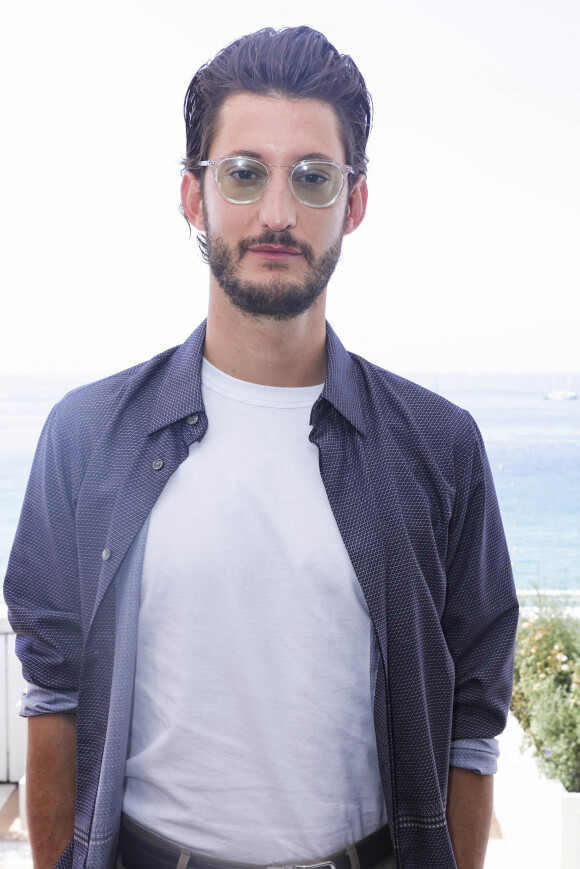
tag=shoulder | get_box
[50,344,180,437]
[350,353,476,445]
[348,353,490,504]
[51,320,207,440]
[29,344,186,503]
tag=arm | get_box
[4,404,84,868]
[443,412,518,731]
[446,768,493,869]
[442,416,515,866]
[27,713,77,869]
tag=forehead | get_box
[209,92,346,164]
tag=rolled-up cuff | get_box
[449,737,499,774]
[20,682,78,716]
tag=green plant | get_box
[511,606,580,792]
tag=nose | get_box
[257,167,297,232]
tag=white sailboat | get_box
[545,374,577,400]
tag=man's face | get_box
[184,92,365,321]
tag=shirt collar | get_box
[321,322,367,436]
[148,321,207,433]
[148,319,367,436]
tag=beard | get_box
[201,212,345,321]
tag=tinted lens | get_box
[216,157,269,203]
[291,161,345,207]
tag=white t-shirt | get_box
[123,359,386,862]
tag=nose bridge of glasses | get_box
[267,162,328,204]
[264,162,295,183]
[252,162,293,198]
[253,163,298,229]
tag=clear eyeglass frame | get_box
[197,156,356,208]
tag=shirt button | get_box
[152,458,164,470]
[186,414,199,425]
[102,548,111,561]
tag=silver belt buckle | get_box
[295,863,336,869]
[268,861,336,869]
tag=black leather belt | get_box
[119,814,393,869]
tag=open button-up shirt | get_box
[4,321,518,869]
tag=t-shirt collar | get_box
[149,319,367,436]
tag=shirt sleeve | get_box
[449,737,499,775]
[20,682,79,717]
[4,402,83,700]
[443,412,519,741]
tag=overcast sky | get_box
[1,0,579,378]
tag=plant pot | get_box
[493,714,575,868]
[561,791,580,869]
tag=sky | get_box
[1,0,579,378]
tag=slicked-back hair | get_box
[182,26,372,184]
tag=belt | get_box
[119,814,393,869]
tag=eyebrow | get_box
[224,150,338,163]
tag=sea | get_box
[1,372,579,602]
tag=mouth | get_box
[247,245,303,260]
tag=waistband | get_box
[119,814,393,869]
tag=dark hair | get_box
[182,26,372,181]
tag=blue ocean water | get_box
[424,373,580,591]
[1,372,579,600]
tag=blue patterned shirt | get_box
[4,321,518,869]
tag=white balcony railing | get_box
[0,605,27,784]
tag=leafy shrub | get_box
[511,606,580,792]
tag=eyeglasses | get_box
[197,156,356,208]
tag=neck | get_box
[203,285,327,387]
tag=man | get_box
[4,26,518,869]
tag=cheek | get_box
[314,213,347,246]
[205,196,256,238]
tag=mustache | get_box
[237,231,315,266]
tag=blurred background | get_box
[1,0,578,377]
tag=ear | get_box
[343,175,368,236]
[181,171,205,230]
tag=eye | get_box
[216,158,268,203]
[231,167,261,182]
[224,159,268,184]
[294,168,331,186]
[291,162,344,206]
